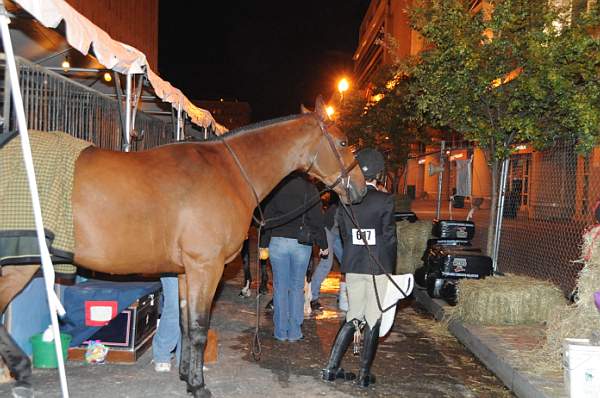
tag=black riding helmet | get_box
[356,148,385,180]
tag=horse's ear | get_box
[300,104,311,114]
[314,95,328,120]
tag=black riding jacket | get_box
[337,185,396,275]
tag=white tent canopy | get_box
[13,0,227,134]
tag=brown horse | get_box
[0,97,366,397]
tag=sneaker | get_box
[310,300,324,312]
[154,362,171,372]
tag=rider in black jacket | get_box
[322,148,397,387]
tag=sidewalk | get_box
[410,198,569,398]
[413,287,567,398]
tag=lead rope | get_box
[317,118,409,312]
[219,137,265,361]
[219,138,325,361]
[218,118,362,360]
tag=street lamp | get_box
[337,78,349,101]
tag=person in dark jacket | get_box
[322,148,397,387]
[259,173,328,341]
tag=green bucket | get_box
[30,332,72,369]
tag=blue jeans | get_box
[311,227,343,300]
[4,277,51,355]
[152,276,181,364]
[269,237,312,341]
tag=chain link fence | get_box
[494,142,599,296]
[1,55,173,150]
[411,141,599,297]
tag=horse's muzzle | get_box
[348,184,367,204]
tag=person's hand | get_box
[319,248,329,258]
[259,248,269,260]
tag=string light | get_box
[61,57,70,72]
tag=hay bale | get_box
[396,220,432,274]
[451,274,566,325]
[537,225,600,366]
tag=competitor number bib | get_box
[352,228,376,245]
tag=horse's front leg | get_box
[184,260,224,398]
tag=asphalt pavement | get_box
[0,257,513,398]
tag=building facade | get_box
[353,0,598,224]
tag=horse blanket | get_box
[0,131,91,276]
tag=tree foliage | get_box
[406,0,600,159]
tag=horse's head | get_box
[302,97,367,204]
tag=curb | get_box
[413,287,567,398]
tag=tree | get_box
[403,0,600,254]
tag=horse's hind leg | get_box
[0,265,40,397]
[184,259,225,398]
[178,274,191,382]
[0,325,33,396]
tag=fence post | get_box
[435,140,446,219]
[2,56,10,133]
[492,157,510,271]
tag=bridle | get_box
[221,114,359,227]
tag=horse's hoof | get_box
[239,287,251,298]
[12,384,34,398]
[187,385,212,398]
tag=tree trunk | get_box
[485,156,499,256]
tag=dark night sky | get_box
[158,1,370,122]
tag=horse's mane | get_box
[203,113,308,142]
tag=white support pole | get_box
[176,103,182,141]
[123,72,132,152]
[492,157,510,271]
[435,141,446,219]
[0,6,69,398]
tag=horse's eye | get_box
[340,141,347,147]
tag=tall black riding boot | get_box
[356,320,380,388]
[321,320,356,382]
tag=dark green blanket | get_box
[0,131,92,276]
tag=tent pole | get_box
[176,103,182,141]
[0,4,69,397]
[124,72,132,152]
